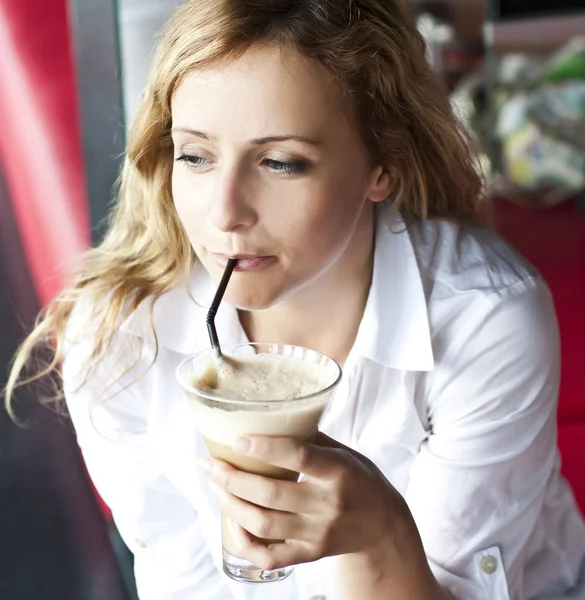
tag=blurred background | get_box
[0,1,584,598]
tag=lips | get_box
[210,253,275,272]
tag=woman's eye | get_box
[175,154,308,175]
[263,158,308,175]
[175,154,207,169]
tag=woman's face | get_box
[171,43,390,310]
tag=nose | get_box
[209,164,258,232]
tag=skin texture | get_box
[172,42,453,599]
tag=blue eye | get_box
[263,158,308,174]
[176,154,207,168]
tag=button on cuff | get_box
[480,555,498,575]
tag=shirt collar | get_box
[121,214,434,371]
[353,214,434,371]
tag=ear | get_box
[366,165,395,203]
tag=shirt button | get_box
[309,596,326,600]
[480,555,498,574]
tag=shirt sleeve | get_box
[404,277,561,600]
[62,329,234,600]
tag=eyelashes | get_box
[262,158,308,174]
[175,154,207,168]
[175,154,309,175]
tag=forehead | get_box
[171,43,351,136]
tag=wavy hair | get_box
[5,0,483,418]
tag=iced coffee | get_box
[176,343,342,584]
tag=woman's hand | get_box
[198,432,406,571]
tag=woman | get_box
[6,1,585,598]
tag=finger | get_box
[211,483,311,542]
[232,436,340,479]
[228,524,319,571]
[200,457,313,512]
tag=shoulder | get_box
[60,273,210,437]
[61,293,156,422]
[406,218,541,301]
[403,219,559,391]
[61,287,194,447]
[400,223,561,432]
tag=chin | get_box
[224,286,286,311]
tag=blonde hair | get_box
[5,0,483,418]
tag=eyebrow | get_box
[170,127,323,147]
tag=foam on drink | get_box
[189,354,334,445]
[193,354,331,400]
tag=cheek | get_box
[273,195,365,289]
[305,213,357,264]
[292,184,365,252]
[171,172,205,238]
[171,171,187,217]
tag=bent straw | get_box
[206,258,237,357]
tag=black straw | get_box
[206,258,237,357]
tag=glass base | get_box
[222,548,294,584]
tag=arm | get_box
[337,510,455,600]
[62,331,233,600]
[402,277,560,599]
[341,277,559,599]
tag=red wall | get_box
[0,0,90,305]
[0,0,109,516]
[494,199,585,511]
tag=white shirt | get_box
[63,215,585,600]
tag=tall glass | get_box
[176,343,342,584]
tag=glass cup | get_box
[176,342,342,584]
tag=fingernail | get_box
[209,480,220,496]
[233,437,251,455]
[198,457,213,473]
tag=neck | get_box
[239,209,376,366]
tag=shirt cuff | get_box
[432,545,511,600]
